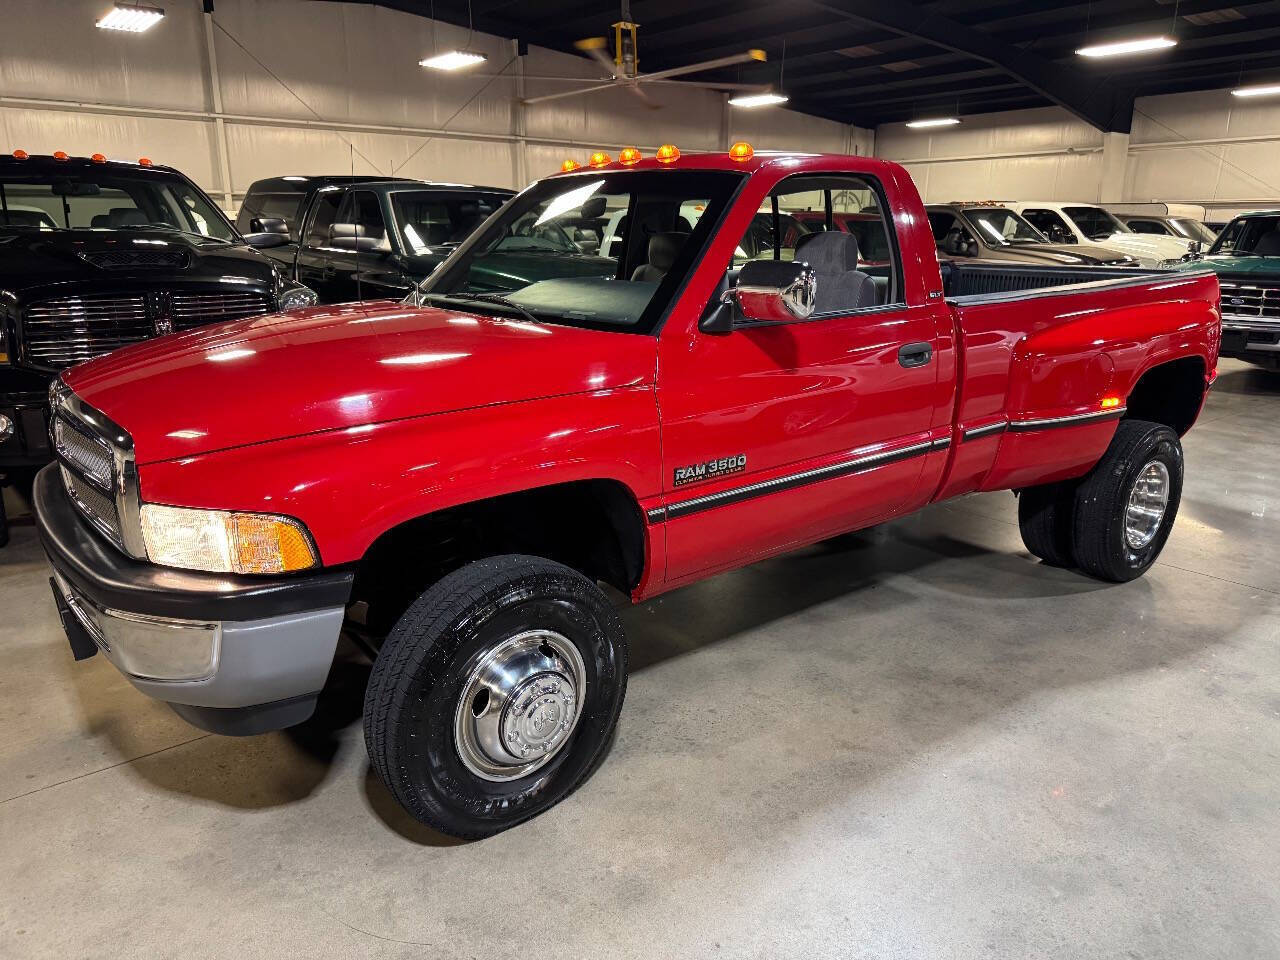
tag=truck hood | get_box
[1085,231,1190,262]
[62,300,656,465]
[985,243,1133,265]
[0,228,275,291]
[1170,254,1280,277]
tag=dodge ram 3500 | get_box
[34,148,1220,838]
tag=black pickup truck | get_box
[0,152,316,544]
[236,176,515,303]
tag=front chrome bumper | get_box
[34,463,354,735]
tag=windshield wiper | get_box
[427,292,542,325]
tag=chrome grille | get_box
[54,418,114,489]
[60,464,122,546]
[1219,281,1280,329]
[170,291,273,330]
[23,295,151,368]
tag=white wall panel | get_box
[2,0,864,204]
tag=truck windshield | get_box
[388,189,511,254]
[0,170,235,241]
[415,170,744,333]
[1064,206,1127,241]
[962,208,1046,245]
[1167,217,1217,244]
[1209,215,1280,256]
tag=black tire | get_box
[0,488,8,549]
[1017,481,1076,567]
[363,554,627,838]
[1071,419,1183,582]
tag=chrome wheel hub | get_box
[454,630,586,782]
[1124,459,1170,551]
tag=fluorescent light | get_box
[1076,35,1176,58]
[1233,83,1280,98]
[728,92,790,108]
[906,117,960,128]
[419,50,488,71]
[96,3,165,32]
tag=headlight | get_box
[139,504,319,574]
[0,413,12,441]
[279,282,319,312]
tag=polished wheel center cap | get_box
[453,630,587,782]
[1124,459,1170,551]
[501,672,577,759]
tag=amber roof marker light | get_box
[12,150,29,160]
[729,141,754,162]
[655,144,680,164]
[589,151,612,168]
[560,159,582,172]
[619,147,642,165]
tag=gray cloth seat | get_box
[631,232,687,282]
[793,231,878,313]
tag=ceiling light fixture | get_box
[906,117,961,128]
[1076,36,1176,58]
[728,92,789,108]
[96,2,165,32]
[419,50,488,71]
[1232,83,1280,98]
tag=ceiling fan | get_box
[520,0,772,107]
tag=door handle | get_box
[898,342,933,368]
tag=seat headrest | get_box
[330,222,367,239]
[648,232,686,272]
[108,207,148,227]
[91,214,111,228]
[1253,229,1280,256]
[794,230,860,273]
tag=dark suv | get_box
[236,176,514,303]
[0,152,316,543]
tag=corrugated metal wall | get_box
[875,90,1280,217]
[1,0,864,210]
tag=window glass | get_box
[390,190,506,253]
[304,189,343,246]
[1127,219,1167,235]
[0,171,233,239]
[248,193,305,240]
[349,191,388,248]
[962,207,1044,245]
[929,212,977,257]
[734,174,900,309]
[1063,205,1126,240]
[1167,218,1217,244]
[420,170,742,333]
[1022,209,1074,243]
[1209,215,1280,256]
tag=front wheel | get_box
[363,554,627,838]
[1071,420,1183,582]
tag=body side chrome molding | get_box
[1006,407,1125,432]
[648,439,934,524]
[961,420,1008,441]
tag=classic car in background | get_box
[235,175,515,303]
[0,150,316,545]
[1009,200,1193,265]
[926,202,1137,265]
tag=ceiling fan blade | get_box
[635,49,766,83]
[574,36,618,78]
[521,80,623,106]
[639,79,772,92]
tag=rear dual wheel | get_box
[1018,419,1183,582]
[364,554,627,839]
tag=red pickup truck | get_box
[35,148,1220,838]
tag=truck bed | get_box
[939,259,1163,300]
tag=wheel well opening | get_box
[1124,356,1206,436]
[349,479,645,637]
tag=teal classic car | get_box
[1172,210,1280,369]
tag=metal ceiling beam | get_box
[801,0,1136,131]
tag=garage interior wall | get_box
[876,89,1280,219]
[0,0,865,213]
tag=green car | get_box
[1171,210,1280,369]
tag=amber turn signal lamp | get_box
[588,151,612,168]
[561,158,581,172]
[729,141,754,161]
[12,149,28,160]
[618,146,641,165]
[138,157,153,166]
[655,143,680,164]
[91,153,107,163]
[1100,396,1122,409]
[53,150,69,161]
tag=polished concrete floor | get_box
[2,358,1278,959]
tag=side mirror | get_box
[701,260,816,333]
[1188,240,1203,255]
[244,231,291,249]
[250,217,289,235]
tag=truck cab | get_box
[236,176,514,303]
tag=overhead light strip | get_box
[906,117,960,128]
[1232,83,1280,98]
[1076,36,1176,58]
[96,3,165,32]
[728,92,789,108]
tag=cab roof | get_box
[545,150,903,180]
[1,152,179,174]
